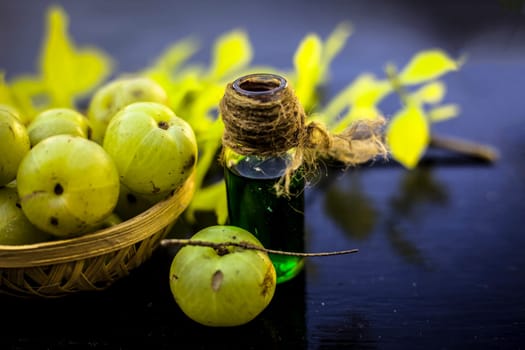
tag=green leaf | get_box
[208,30,253,80]
[399,49,461,85]
[428,104,460,122]
[386,103,430,169]
[40,6,113,106]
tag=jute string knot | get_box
[219,73,387,196]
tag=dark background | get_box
[1,0,525,349]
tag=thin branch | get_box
[430,134,500,163]
[385,63,409,105]
[160,238,359,257]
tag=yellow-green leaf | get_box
[350,76,391,108]
[147,37,199,73]
[293,34,323,109]
[142,38,200,103]
[399,49,461,85]
[193,117,224,191]
[0,72,15,106]
[322,74,391,132]
[0,74,33,125]
[208,30,252,80]
[187,82,224,134]
[292,23,351,110]
[71,47,114,94]
[428,104,460,122]
[294,34,323,71]
[386,103,430,168]
[155,66,205,112]
[321,22,353,79]
[9,75,50,120]
[411,81,446,104]
[333,105,384,134]
[40,6,112,106]
[185,118,226,224]
[0,74,29,125]
[186,181,228,225]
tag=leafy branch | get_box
[0,5,499,227]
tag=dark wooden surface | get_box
[1,1,525,349]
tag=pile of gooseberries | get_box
[0,76,276,327]
[0,76,197,241]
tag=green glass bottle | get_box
[221,73,305,283]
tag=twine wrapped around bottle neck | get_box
[219,73,387,196]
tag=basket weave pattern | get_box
[0,173,194,298]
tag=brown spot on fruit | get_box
[158,121,169,130]
[211,270,223,292]
[50,216,59,226]
[54,183,64,195]
[150,181,161,194]
[260,266,274,297]
[105,100,114,110]
[183,154,196,172]
[131,89,143,98]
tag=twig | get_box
[160,238,358,257]
[385,63,409,104]
[430,134,500,163]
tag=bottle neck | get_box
[224,147,299,180]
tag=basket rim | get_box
[0,171,195,268]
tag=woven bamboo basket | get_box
[0,172,195,298]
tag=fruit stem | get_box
[159,239,359,257]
